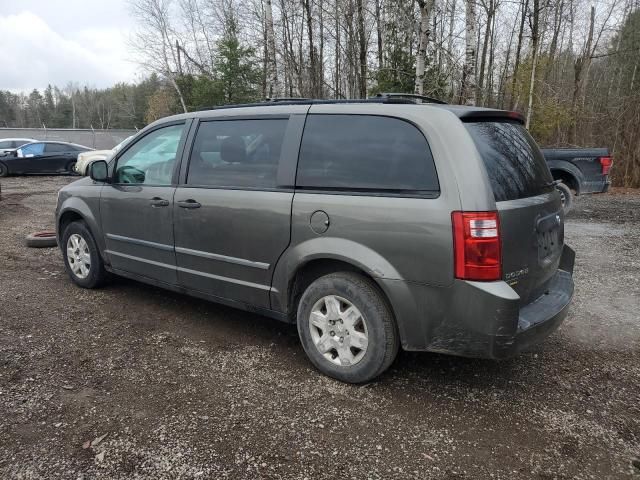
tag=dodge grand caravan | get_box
[56,96,575,383]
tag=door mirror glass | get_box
[89,160,109,182]
[16,149,23,158]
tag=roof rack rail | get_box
[265,97,312,102]
[196,95,437,111]
[374,92,447,105]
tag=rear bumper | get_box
[379,245,575,358]
[491,268,573,358]
[580,178,610,194]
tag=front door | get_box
[17,142,46,173]
[101,123,187,285]
[173,118,294,308]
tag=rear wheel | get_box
[61,221,108,288]
[0,162,8,177]
[297,272,399,383]
[556,182,573,214]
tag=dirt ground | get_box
[0,176,639,479]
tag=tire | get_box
[25,231,58,248]
[0,162,8,177]
[297,272,399,383]
[61,220,108,288]
[66,160,77,175]
[556,182,573,214]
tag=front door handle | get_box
[149,197,170,207]
[177,199,201,209]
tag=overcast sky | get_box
[0,0,140,92]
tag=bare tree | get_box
[130,0,188,112]
[461,0,478,105]
[415,0,436,95]
[264,0,282,97]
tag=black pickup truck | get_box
[542,148,612,212]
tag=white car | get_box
[75,136,134,175]
[0,138,37,154]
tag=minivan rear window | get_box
[465,121,554,201]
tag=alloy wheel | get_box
[66,234,91,279]
[308,295,369,366]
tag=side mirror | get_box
[89,160,109,182]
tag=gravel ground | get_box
[0,177,639,479]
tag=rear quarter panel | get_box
[271,105,491,312]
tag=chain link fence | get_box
[0,128,138,150]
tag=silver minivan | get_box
[56,97,575,383]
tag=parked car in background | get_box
[0,138,37,154]
[56,97,575,383]
[0,141,91,176]
[542,148,612,213]
[75,136,134,175]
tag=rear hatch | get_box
[465,121,563,306]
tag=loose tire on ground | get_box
[25,231,58,248]
[61,220,108,288]
[556,182,574,214]
[297,272,399,383]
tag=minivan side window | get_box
[296,115,439,194]
[187,119,287,189]
[114,124,185,185]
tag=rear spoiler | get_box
[458,110,525,125]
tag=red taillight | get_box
[599,156,613,175]
[452,211,502,281]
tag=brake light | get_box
[599,156,612,175]
[452,211,502,281]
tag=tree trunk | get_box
[477,0,495,105]
[414,0,435,95]
[375,0,384,71]
[356,0,368,98]
[461,0,477,105]
[302,0,319,97]
[510,0,529,110]
[264,0,281,98]
[525,0,541,129]
[570,5,594,143]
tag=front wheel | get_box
[297,272,399,383]
[556,182,574,214]
[0,162,8,177]
[61,221,108,288]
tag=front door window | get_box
[115,125,185,185]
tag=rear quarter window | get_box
[465,121,554,201]
[296,114,439,194]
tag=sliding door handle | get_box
[177,199,201,209]
[149,197,170,207]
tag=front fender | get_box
[270,237,404,313]
[56,194,106,260]
[547,160,584,193]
